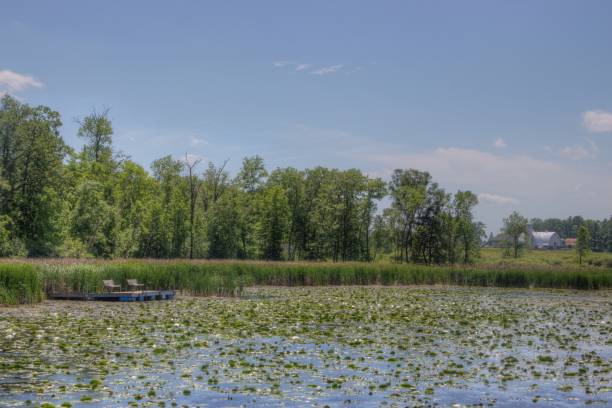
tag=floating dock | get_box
[49,290,176,302]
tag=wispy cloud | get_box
[559,145,591,161]
[274,62,360,76]
[493,137,507,148]
[311,65,344,75]
[268,124,612,232]
[274,61,311,71]
[273,61,292,67]
[477,193,519,205]
[190,136,207,147]
[295,64,311,71]
[583,110,612,133]
[558,138,598,161]
[0,69,43,94]
[346,66,364,74]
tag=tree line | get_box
[3,96,609,262]
[0,96,490,262]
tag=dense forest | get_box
[1,95,610,261]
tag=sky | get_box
[1,1,612,233]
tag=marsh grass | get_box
[0,264,43,305]
[1,260,610,304]
[41,263,244,297]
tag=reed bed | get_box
[0,264,43,305]
[41,263,244,298]
[0,260,610,304]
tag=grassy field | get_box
[478,247,612,267]
[1,256,611,304]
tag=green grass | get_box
[0,259,611,305]
[478,248,612,268]
[0,264,43,305]
[41,262,244,297]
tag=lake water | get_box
[1,287,610,407]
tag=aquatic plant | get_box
[0,264,42,305]
[0,287,610,406]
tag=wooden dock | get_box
[49,290,176,302]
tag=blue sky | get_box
[2,1,612,232]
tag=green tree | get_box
[576,225,590,265]
[207,187,242,259]
[256,185,289,260]
[0,215,26,256]
[0,95,68,255]
[387,169,430,263]
[502,211,528,258]
[77,109,113,163]
[71,181,118,258]
[267,167,306,260]
[236,155,267,193]
[114,161,158,257]
[149,156,188,257]
[453,191,482,264]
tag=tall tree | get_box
[77,109,113,163]
[236,155,267,193]
[576,225,590,265]
[256,185,289,260]
[71,181,118,258]
[453,191,481,264]
[184,155,202,259]
[150,156,188,258]
[502,211,528,258]
[0,96,68,255]
[387,169,430,263]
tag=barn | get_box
[529,231,564,249]
[564,238,577,248]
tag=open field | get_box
[1,286,610,407]
[1,259,612,305]
[478,248,612,268]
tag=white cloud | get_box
[586,137,599,153]
[364,147,577,206]
[274,62,355,76]
[362,146,612,232]
[559,145,591,161]
[582,110,612,133]
[311,65,344,75]
[558,139,598,161]
[273,61,292,67]
[0,69,43,93]
[190,136,207,147]
[274,61,312,72]
[269,124,612,232]
[493,138,507,148]
[477,193,519,205]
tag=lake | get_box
[1,287,610,407]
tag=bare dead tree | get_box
[202,158,230,213]
[185,154,202,259]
